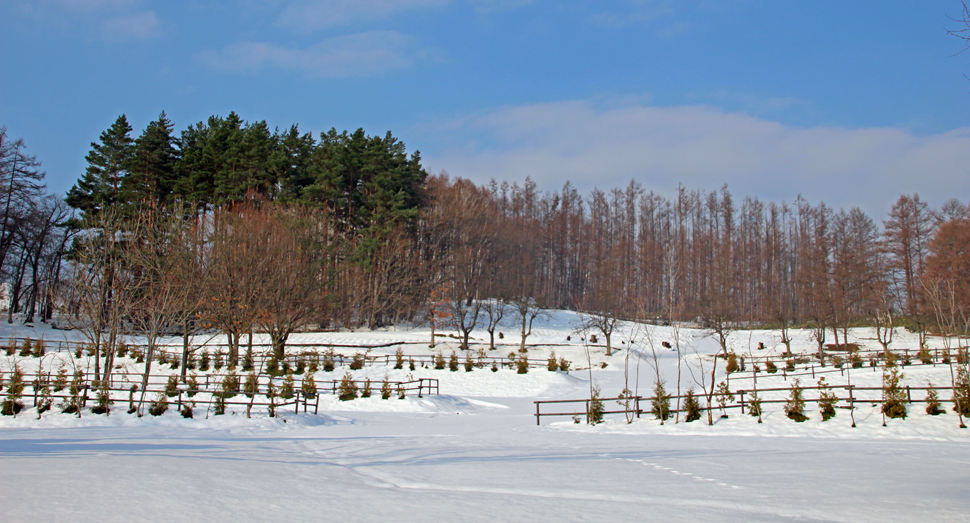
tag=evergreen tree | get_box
[124,111,177,207]
[66,115,134,221]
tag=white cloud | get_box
[99,11,161,42]
[422,100,970,216]
[14,0,161,42]
[198,31,415,78]
[276,0,449,32]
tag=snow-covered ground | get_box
[1,311,969,522]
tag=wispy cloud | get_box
[198,31,416,78]
[99,11,161,42]
[14,0,162,43]
[276,0,449,32]
[423,100,970,215]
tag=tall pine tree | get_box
[66,115,134,221]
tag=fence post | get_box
[739,390,745,414]
[536,401,540,426]
[848,385,856,428]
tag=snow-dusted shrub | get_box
[547,351,558,371]
[214,351,224,371]
[19,338,32,357]
[180,403,193,418]
[266,355,281,376]
[588,384,604,425]
[394,348,405,370]
[338,372,358,401]
[850,352,864,368]
[765,360,777,374]
[199,350,211,372]
[409,358,415,371]
[295,355,306,375]
[62,370,84,415]
[361,378,372,398]
[434,352,446,370]
[222,371,240,398]
[785,379,808,422]
[323,349,336,372]
[651,380,671,421]
[683,387,701,423]
[149,392,168,416]
[36,377,53,416]
[449,351,459,372]
[785,359,796,372]
[516,354,529,374]
[881,355,907,419]
[817,377,838,421]
[266,381,278,417]
[306,354,318,375]
[726,352,739,374]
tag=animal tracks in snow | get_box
[615,456,742,490]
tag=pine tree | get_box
[953,366,970,417]
[588,384,604,424]
[683,387,702,422]
[817,377,838,421]
[66,115,134,221]
[301,374,317,399]
[651,380,671,421]
[449,351,459,372]
[361,377,372,398]
[281,372,295,399]
[1,365,24,416]
[785,379,808,422]
[926,384,945,415]
[714,381,734,417]
[338,372,358,401]
[380,375,392,400]
[124,111,177,207]
[547,350,558,371]
[881,354,907,419]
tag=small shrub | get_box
[180,403,194,418]
[242,347,254,372]
[953,366,970,417]
[683,388,701,422]
[222,371,240,398]
[785,358,795,371]
[547,351,558,371]
[942,350,951,364]
[36,377,53,416]
[714,381,734,417]
[784,379,808,422]
[62,370,85,414]
[434,352,446,370]
[881,356,907,419]
[281,372,295,399]
[464,353,475,372]
[394,348,405,370]
[725,352,739,374]
[338,372,358,401]
[301,374,317,399]
[926,385,945,416]
[361,378,372,398]
[266,381,278,417]
[491,361,498,372]
[380,375,392,400]
[199,350,211,372]
[186,374,200,398]
[918,346,933,365]
[19,338,32,357]
[831,356,844,369]
[558,357,571,372]
[1,365,25,416]
[817,377,838,421]
[516,353,529,374]
[265,356,280,376]
[323,349,336,372]
[306,355,318,375]
[748,391,762,418]
[244,372,258,398]
[851,352,864,368]
[91,381,111,415]
[149,392,168,416]
[131,348,144,363]
[398,384,406,400]
[449,351,459,372]
[32,339,46,358]
[651,380,671,421]
[765,360,777,374]
[588,384,604,424]
[214,351,224,370]
[53,365,68,392]
[116,343,128,358]
[165,374,179,398]
[295,356,306,375]
[409,358,415,371]
[2,341,14,356]
[213,391,227,416]
[350,352,366,370]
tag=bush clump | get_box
[587,384,604,425]
[301,374,317,399]
[725,352,739,374]
[1,365,25,416]
[338,372,358,401]
[925,384,945,416]
[683,387,701,422]
[449,351,459,372]
[350,352,366,370]
[149,392,168,416]
[281,372,295,399]
[394,348,405,370]
[380,375,392,400]
[165,374,179,398]
[953,366,970,417]
[784,379,808,422]
[765,360,777,374]
[516,353,529,374]
[651,380,671,421]
[434,352,446,370]
[817,377,838,421]
[881,353,907,420]
[547,351,558,371]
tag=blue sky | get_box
[2,1,968,216]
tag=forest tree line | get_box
[2,112,969,381]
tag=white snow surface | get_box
[1,311,969,522]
